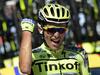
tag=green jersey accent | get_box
[32,43,90,75]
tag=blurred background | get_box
[0,0,100,75]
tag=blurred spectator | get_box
[0,0,19,58]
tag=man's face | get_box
[43,23,68,50]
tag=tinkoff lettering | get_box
[35,61,80,72]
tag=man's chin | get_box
[50,45,60,50]
[51,47,58,50]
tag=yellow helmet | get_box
[38,3,71,24]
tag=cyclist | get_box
[19,3,91,75]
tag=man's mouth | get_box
[51,39,60,44]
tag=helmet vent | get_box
[55,4,58,7]
[62,8,65,17]
[67,10,69,17]
[44,8,49,16]
[50,8,55,16]
[39,12,45,20]
[57,9,60,17]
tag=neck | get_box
[43,43,64,53]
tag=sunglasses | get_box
[43,27,67,34]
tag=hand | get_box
[21,18,35,32]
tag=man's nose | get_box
[53,32,60,38]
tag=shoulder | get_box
[64,45,87,58]
[64,45,85,53]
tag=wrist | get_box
[22,31,32,36]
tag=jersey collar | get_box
[40,43,64,57]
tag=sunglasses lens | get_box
[58,28,66,33]
[46,28,66,34]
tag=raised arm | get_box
[19,18,35,74]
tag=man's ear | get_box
[37,23,43,34]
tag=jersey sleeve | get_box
[76,49,91,75]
